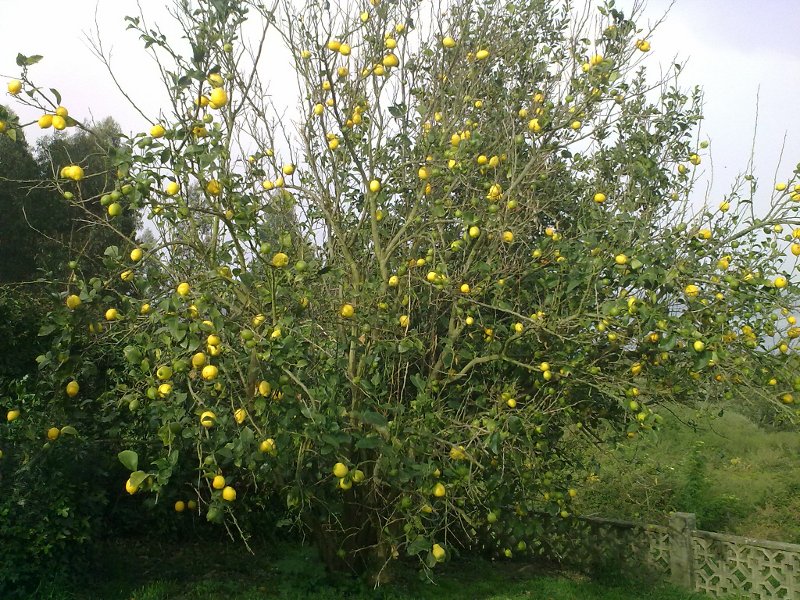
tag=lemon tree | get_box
[6,0,800,578]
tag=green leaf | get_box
[355,436,382,449]
[38,323,56,337]
[407,535,430,556]
[129,470,148,488]
[118,450,139,471]
[60,425,78,436]
[361,411,388,429]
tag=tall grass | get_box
[577,404,800,542]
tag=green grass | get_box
[576,403,800,542]
[25,537,709,600]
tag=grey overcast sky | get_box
[1,0,799,206]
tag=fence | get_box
[537,512,800,599]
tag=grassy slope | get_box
[30,538,708,600]
[576,403,800,542]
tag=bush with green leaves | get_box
[3,0,799,580]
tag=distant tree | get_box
[0,108,45,282]
[35,118,140,275]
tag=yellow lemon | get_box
[206,180,221,195]
[222,486,236,501]
[442,37,456,48]
[234,408,247,424]
[432,544,446,561]
[201,365,219,381]
[66,294,82,310]
[165,181,180,196]
[271,252,289,268]
[259,438,276,453]
[333,462,349,478]
[212,475,225,489]
[66,165,85,181]
[191,352,207,369]
[432,482,446,497]
[7,79,22,95]
[151,124,166,138]
[174,500,186,512]
[340,303,355,318]
[200,411,217,428]
[130,248,143,262]
[177,282,190,296]
[209,87,228,109]
[38,114,53,129]
[105,308,118,321]
[475,49,490,60]
[369,179,381,193]
[7,409,20,422]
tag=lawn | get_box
[27,536,711,600]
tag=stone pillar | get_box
[669,512,696,590]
